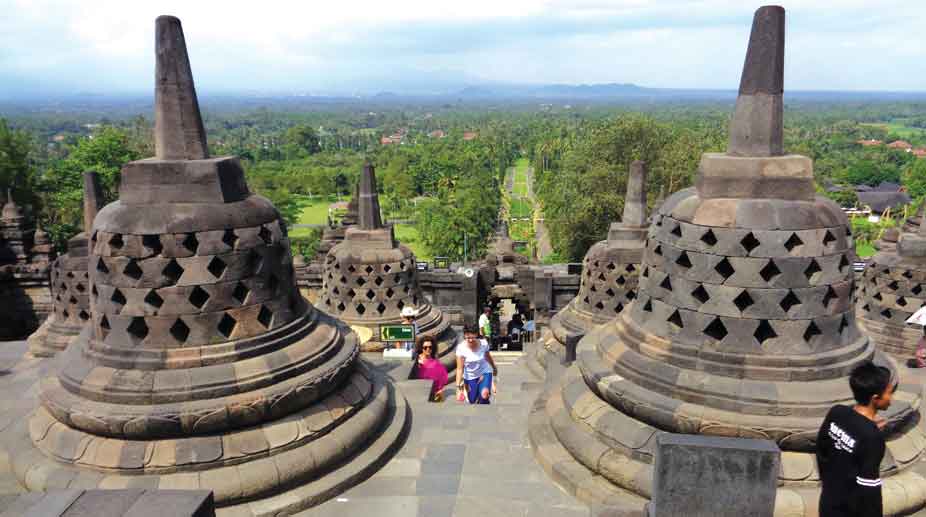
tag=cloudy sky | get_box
[1,0,924,97]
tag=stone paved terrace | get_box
[303,350,589,517]
[2,338,926,516]
[0,340,589,516]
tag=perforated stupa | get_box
[529,7,926,515]
[11,16,407,515]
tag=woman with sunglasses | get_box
[414,335,448,402]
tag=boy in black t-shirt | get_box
[816,361,896,517]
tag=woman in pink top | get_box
[414,336,448,401]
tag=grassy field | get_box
[512,158,530,198]
[856,241,877,258]
[860,122,926,140]
[394,223,429,260]
[510,198,532,219]
[290,195,336,238]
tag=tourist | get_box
[414,335,448,402]
[478,306,493,343]
[507,313,524,343]
[909,328,926,368]
[455,326,498,404]
[816,361,896,517]
[399,306,418,351]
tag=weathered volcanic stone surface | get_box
[0,189,54,339]
[648,434,779,517]
[536,161,648,375]
[530,6,926,517]
[2,489,215,516]
[316,164,457,364]
[8,16,407,515]
[859,202,926,358]
[28,172,104,357]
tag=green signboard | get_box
[380,324,415,342]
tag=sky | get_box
[1,0,924,97]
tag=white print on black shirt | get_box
[829,422,856,453]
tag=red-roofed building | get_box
[888,140,913,151]
[463,131,478,141]
[913,149,926,159]
[857,139,882,147]
[428,130,446,139]
[380,136,399,145]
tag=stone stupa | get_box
[535,160,648,374]
[28,172,104,357]
[859,200,926,357]
[9,16,407,515]
[317,163,457,366]
[530,7,926,516]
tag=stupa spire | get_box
[81,171,103,232]
[621,160,648,227]
[154,15,209,160]
[357,163,383,230]
[727,5,785,157]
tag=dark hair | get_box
[849,361,893,405]
[463,325,479,335]
[415,335,435,359]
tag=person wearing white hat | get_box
[399,306,418,352]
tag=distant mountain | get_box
[454,82,653,99]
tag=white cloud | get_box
[0,0,924,95]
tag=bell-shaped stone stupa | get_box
[11,16,407,515]
[859,201,926,357]
[317,164,457,365]
[535,161,648,373]
[530,7,926,515]
[28,172,104,357]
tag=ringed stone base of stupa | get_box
[26,316,82,358]
[7,356,408,516]
[528,322,926,517]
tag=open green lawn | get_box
[289,195,337,238]
[510,198,532,219]
[512,158,530,198]
[860,122,926,140]
[856,241,877,258]
[394,223,429,261]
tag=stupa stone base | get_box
[528,323,926,516]
[7,358,408,516]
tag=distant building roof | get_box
[857,139,882,147]
[428,130,446,138]
[888,140,913,150]
[857,191,911,213]
[913,149,926,159]
[463,131,478,141]
[380,136,399,145]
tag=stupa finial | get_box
[82,171,104,232]
[154,15,209,160]
[357,163,383,230]
[727,5,785,157]
[622,160,648,227]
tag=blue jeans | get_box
[464,373,492,404]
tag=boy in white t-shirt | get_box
[455,326,498,404]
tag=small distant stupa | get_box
[535,160,648,373]
[27,172,104,356]
[316,163,458,364]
